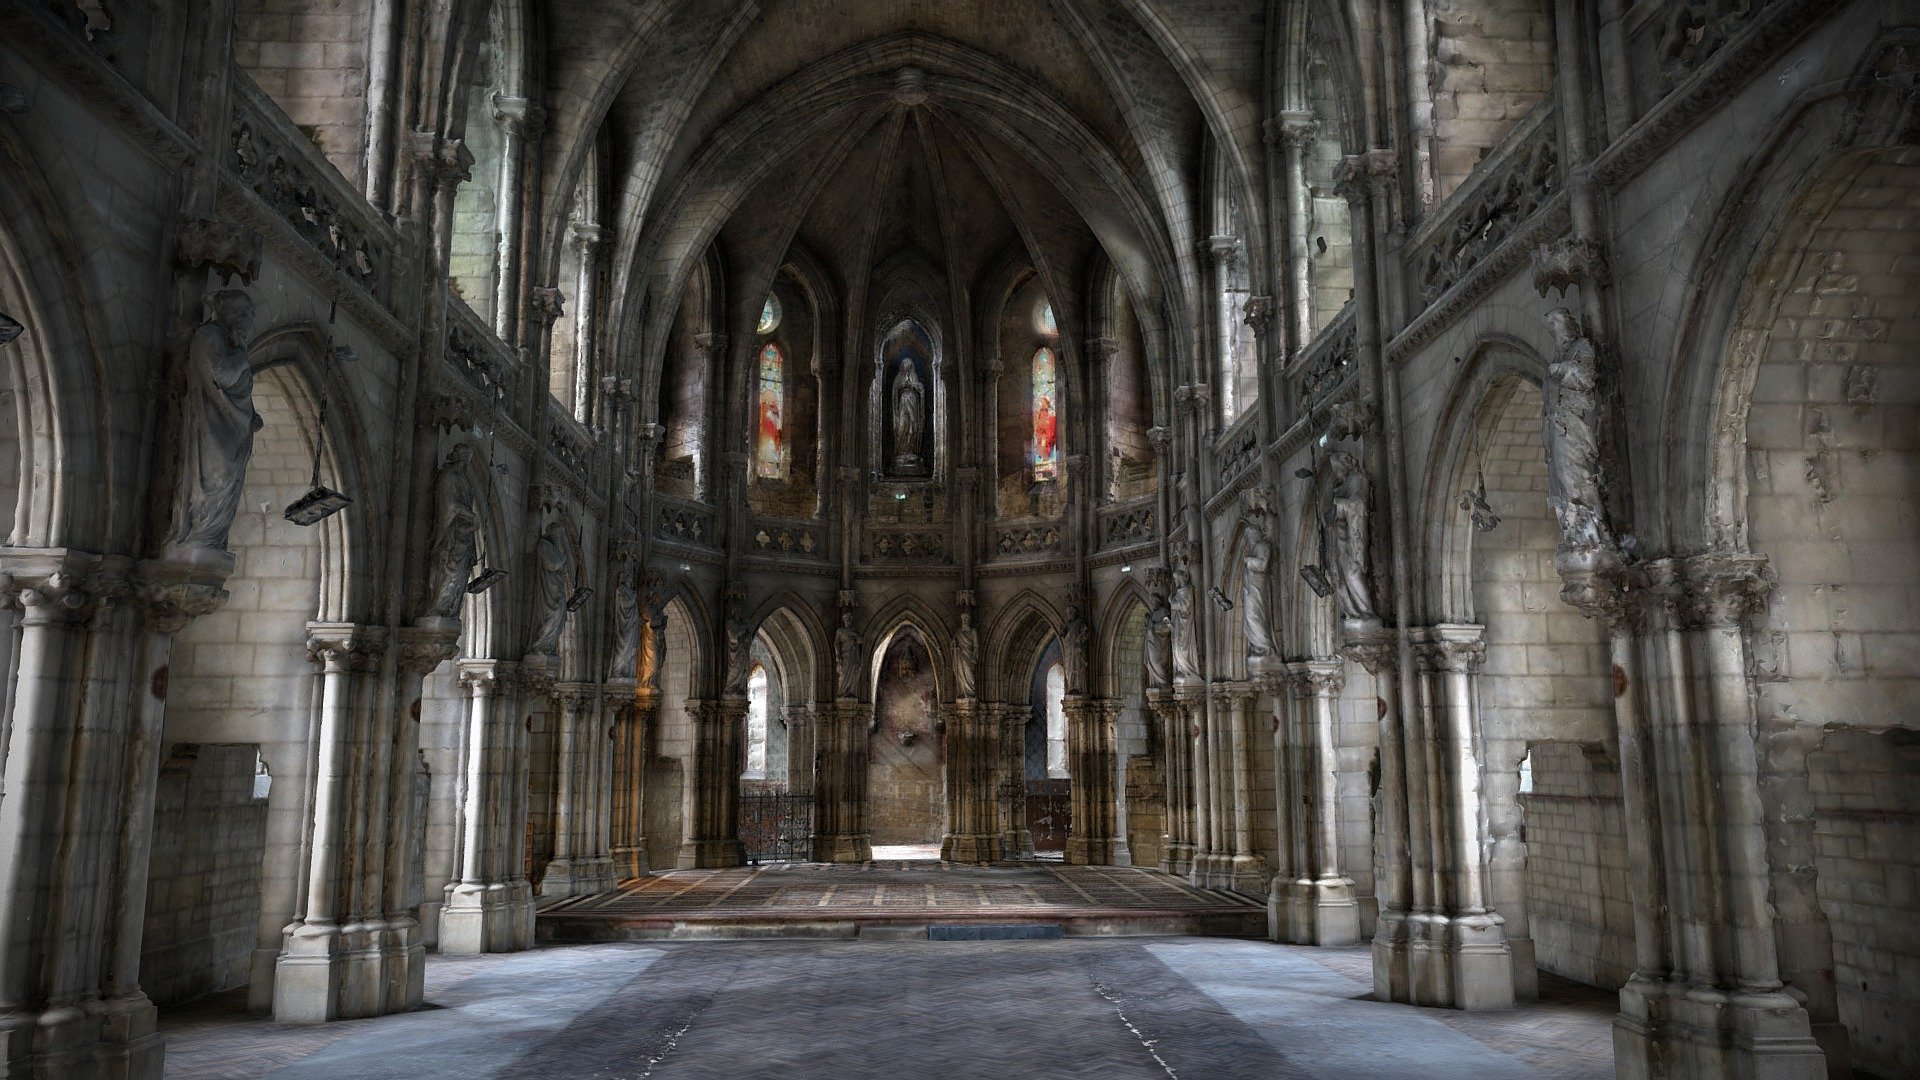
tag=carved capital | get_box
[1206,234,1242,267]
[136,580,229,635]
[569,220,611,249]
[1276,110,1319,149]
[1146,426,1172,450]
[1242,295,1275,336]
[410,131,473,190]
[1533,238,1612,298]
[398,624,461,675]
[306,623,385,672]
[528,286,567,326]
[1287,659,1346,697]
[175,216,263,285]
[1414,626,1486,674]
[1655,552,1772,631]
[490,94,546,134]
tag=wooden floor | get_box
[537,860,1269,941]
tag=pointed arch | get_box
[1098,580,1151,700]
[746,592,829,707]
[984,591,1064,704]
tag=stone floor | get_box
[160,938,1617,1079]
[537,860,1269,940]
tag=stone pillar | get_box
[1278,110,1319,345]
[541,681,616,895]
[567,220,609,415]
[1217,683,1266,892]
[1273,662,1359,945]
[1345,627,1413,1004]
[998,704,1035,860]
[610,686,653,880]
[1611,554,1825,1080]
[1154,689,1195,876]
[488,96,542,341]
[1180,684,1214,885]
[942,699,1003,863]
[383,621,459,1008]
[812,700,873,862]
[678,698,746,868]
[1063,696,1120,865]
[440,660,535,955]
[274,622,402,1024]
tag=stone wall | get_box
[141,745,269,1007]
[234,0,373,187]
[1520,743,1634,990]
[1426,0,1555,200]
[868,633,943,845]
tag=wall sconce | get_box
[1299,565,1333,598]
[1208,586,1233,611]
[566,586,594,612]
[465,567,508,594]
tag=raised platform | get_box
[537,860,1266,942]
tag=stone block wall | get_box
[1809,729,1920,1079]
[141,745,269,1007]
[234,0,373,187]
[1519,743,1634,990]
[1427,0,1554,200]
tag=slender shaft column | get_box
[1220,684,1265,892]
[942,699,1003,864]
[1160,689,1199,876]
[1276,662,1360,945]
[812,701,873,862]
[1063,696,1120,865]
[540,683,594,894]
[1345,629,1412,1002]
[488,97,541,341]
[678,698,746,868]
[610,686,652,880]
[999,705,1035,860]
[1184,684,1213,884]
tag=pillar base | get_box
[439,882,535,955]
[677,837,745,869]
[1508,934,1539,1001]
[1162,841,1194,877]
[611,843,649,881]
[1391,912,1515,1010]
[0,1002,123,1080]
[1001,829,1034,861]
[942,833,1002,864]
[89,994,164,1080]
[272,919,423,1024]
[810,833,871,862]
[1065,836,1122,866]
[1613,975,1827,1080]
[539,856,617,898]
[1271,875,1361,946]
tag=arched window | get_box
[757,294,782,335]
[1035,300,1057,337]
[1044,661,1067,778]
[1031,346,1059,481]
[756,342,785,480]
[745,663,769,779]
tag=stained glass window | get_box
[1036,300,1057,337]
[757,294,782,335]
[756,342,785,479]
[1031,346,1059,481]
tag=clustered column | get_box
[609,685,653,880]
[440,660,536,954]
[1062,696,1120,865]
[942,698,1003,863]
[811,700,873,862]
[678,698,746,868]
[1269,661,1359,946]
[1153,688,1195,875]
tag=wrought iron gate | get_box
[1026,778,1070,853]
[739,792,813,863]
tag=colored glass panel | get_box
[756,343,784,479]
[1032,346,1059,481]
[1036,301,1057,336]
[757,294,782,335]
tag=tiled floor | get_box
[160,938,1617,1079]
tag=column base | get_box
[1390,912,1515,1010]
[273,919,424,1024]
[1614,975,1828,1080]
[0,1002,130,1080]
[611,843,650,881]
[440,882,536,955]
[1002,829,1034,861]
[1508,934,1539,1001]
[942,833,1003,864]
[1162,841,1194,877]
[89,993,164,1080]
[1065,836,1122,866]
[537,856,619,898]
[676,837,745,869]
[812,833,872,862]
[1271,876,1361,945]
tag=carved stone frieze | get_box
[231,109,386,299]
[1532,238,1611,298]
[175,216,263,286]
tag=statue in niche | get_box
[834,611,863,700]
[1062,606,1091,695]
[164,289,260,551]
[1320,450,1379,628]
[528,517,572,656]
[640,585,669,692]
[421,443,479,621]
[723,607,752,698]
[890,354,925,472]
[1542,308,1611,555]
[1144,588,1174,690]
[1170,554,1202,684]
[952,610,979,700]
[1241,495,1276,665]
[608,558,642,681]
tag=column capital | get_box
[306,621,386,672]
[456,658,515,693]
[1286,659,1346,697]
[1275,109,1319,148]
[528,286,567,326]
[490,94,546,134]
[1413,624,1486,674]
[1647,551,1772,631]
[397,622,461,675]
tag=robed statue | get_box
[1144,590,1174,689]
[421,443,479,621]
[1061,607,1091,695]
[834,611,863,700]
[1170,564,1202,683]
[723,608,752,697]
[529,517,573,656]
[609,558,642,680]
[952,610,979,700]
[1241,505,1276,663]
[890,355,925,471]
[165,289,260,550]
[1320,450,1379,628]
[1543,308,1610,553]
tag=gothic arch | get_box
[983,591,1062,703]
[746,594,827,707]
[1097,580,1150,699]
[861,593,953,704]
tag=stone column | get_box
[1611,554,1825,1080]
[812,700,873,862]
[942,699,1002,863]
[1063,695,1120,865]
[678,698,746,868]
[998,704,1035,860]
[440,660,535,954]
[1217,683,1266,892]
[1345,627,1413,1004]
[567,220,609,416]
[1154,689,1195,876]
[541,682,598,894]
[1410,625,1513,1011]
[274,622,393,1024]
[1279,661,1360,945]
[1278,110,1319,349]
[1182,683,1215,885]
[610,686,653,880]
[382,621,459,1009]
[488,96,542,341]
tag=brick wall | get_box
[234,0,374,187]
[1519,743,1634,989]
[141,744,269,1007]
[1428,0,1555,201]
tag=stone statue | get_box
[891,355,925,470]
[1241,502,1275,663]
[1543,308,1610,553]
[1320,450,1379,627]
[164,289,260,550]
[834,611,863,699]
[641,596,668,691]
[1170,563,1201,683]
[421,443,479,621]
[1144,590,1173,689]
[952,610,979,700]
[723,607,752,697]
[609,558,641,680]
[1061,606,1091,695]
[529,517,572,656]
